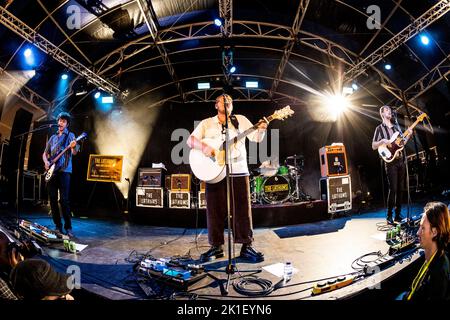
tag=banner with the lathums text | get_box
[87,155,123,182]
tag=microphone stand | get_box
[392,111,411,222]
[222,95,235,295]
[13,124,56,228]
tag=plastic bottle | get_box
[284,261,293,281]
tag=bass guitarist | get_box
[42,112,79,237]
[372,106,411,224]
[187,94,267,263]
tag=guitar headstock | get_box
[417,113,427,121]
[271,106,294,121]
[76,132,88,142]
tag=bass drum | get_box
[262,175,291,204]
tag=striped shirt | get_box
[372,122,399,143]
[44,128,75,173]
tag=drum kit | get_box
[250,155,310,204]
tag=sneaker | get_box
[394,215,402,223]
[386,216,394,225]
[200,245,224,262]
[54,226,63,234]
[65,229,74,238]
[239,244,264,263]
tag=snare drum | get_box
[261,175,291,204]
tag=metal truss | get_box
[0,67,51,113]
[0,5,120,96]
[136,0,185,101]
[143,87,305,109]
[383,54,450,116]
[219,0,232,38]
[344,0,450,82]
[93,20,401,102]
[269,0,309,98]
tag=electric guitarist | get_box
[372,106,412,225]
[187,94,267,263]
[42,112,79,237]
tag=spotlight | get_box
[101,96,114,104]
[23,48,32,58]
[245,81,258,88]
[61,73,68,80]
[94,91,101,99]
[197,82,210,90]
[322,93,350,120]
[229,66,236,73]
[420,35,430,45]
[214,18,223,27]
[342,86,354,95]
[384,64,392,70]
[352,83,358,91]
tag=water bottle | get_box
[284,262,293,281]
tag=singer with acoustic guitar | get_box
[42,112,80,237]
[187,94,268,263]
[372,106,413,225]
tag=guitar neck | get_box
[51,144,72,164]
[227,116,273,144]
[403,116,424,137]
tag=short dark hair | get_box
[56,112,71,126]
[10,259,73,300]
[424,202,450,253]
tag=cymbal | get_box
[286,154,304,160]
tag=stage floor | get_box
[3,205,426,300]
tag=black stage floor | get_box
[0,205,426,300]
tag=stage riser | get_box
[130,200,328,228]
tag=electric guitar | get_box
[378,113,427,163]
[189,106,294,183]
[45,132,87,182]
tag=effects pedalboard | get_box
[138,258,207,290]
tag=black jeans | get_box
[385,158,406,219]
[47,172,72,230]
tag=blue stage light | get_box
[214,18,222,27]
[420,35,430,45]
[24,48,32,58]
[384,64,392,70]
[229,66,236,73]
[94,91,101,99]
[61,73,68,80]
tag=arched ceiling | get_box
[1,0,450,116]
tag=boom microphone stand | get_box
[14,124,56,227]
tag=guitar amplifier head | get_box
[319,143,348,177]
[138,168,164,187]
[171,174,191,192]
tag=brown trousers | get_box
[205,176,254,246]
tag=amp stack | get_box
[136,168,164,208]
[319,143,352,215]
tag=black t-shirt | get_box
[411,252,450,301]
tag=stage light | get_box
[101,96,114,104]
[245,81,258,88]
[23,48,32,58]
[197,82,210,89]
[342,86,353,95]
[322,93,350,121]
[94,91,101,99]
[61,73,68,80]
[23,47,36,67]
[75,90,87,96]
[352,83,358,91]
[214,18,222,27]
[420,35,430,45]
[229,66,236,73]
[384,64,392,70]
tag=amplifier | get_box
[319,143,348,177]
[138,168,164,187]
[320,175,352,214]
[169,191,191,209]
[136,187,163,208]
[198,191,206,208]
[171,174,191,191]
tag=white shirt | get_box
[190,114,265,175]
